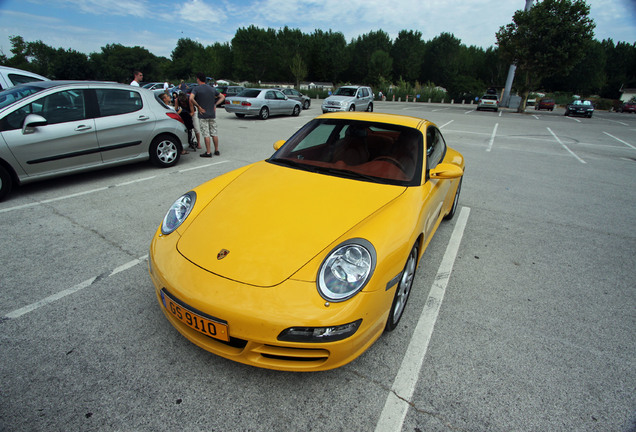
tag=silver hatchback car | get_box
[0,81,188,200]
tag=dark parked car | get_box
[617,101,636,113]
[535,98,555,111]
[278,88,311,110]
[216,85,244,106]
[565,100,594,118]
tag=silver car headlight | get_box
[317,239,376,301]
[161,191,196,235]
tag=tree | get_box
[421,33,462,89]
[368,50,393,86]
[496,0,595,111]
[307,29,348,83]
[391,30,425,83]
[290,53,307,87]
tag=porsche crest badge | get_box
[217,249,230,260]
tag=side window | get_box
[426,127,446,168]
[361,88,369,97]
[265,91,276,100]
[8,73,45,86]
[95,89,142,117]
[39,90,87,125]
[274,91,286,100]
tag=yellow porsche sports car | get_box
[149,112,464,371]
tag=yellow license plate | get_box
[161,289,229,342]
[232,100,240,104]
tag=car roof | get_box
[317,111,432,130]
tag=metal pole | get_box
[500,0,534,107]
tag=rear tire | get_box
[302,100,310,110]
[292,105,300,116]
[366,103,373,112]
[150,134,180,168]
[0,165,13,201]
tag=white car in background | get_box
[0,66,49,90]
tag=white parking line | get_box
[547,127,586,163]
[375,207,470,432]
[603,131,636,150]
[0,161,229,215]
[438,120,454,129]
[2,255,148,320]
[486,123,499,152]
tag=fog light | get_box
[277,319,362,343]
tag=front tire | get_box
[444,177,462,220]
[150,134,180,168]
[302,100,310,110]
[385,242,419,332]
[348,105,355,111]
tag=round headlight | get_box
[317,239,376,301]
[161,191,196,235]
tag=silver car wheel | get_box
[150,134,180,168]
[386,242,418,331]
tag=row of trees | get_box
[1,3,635,104]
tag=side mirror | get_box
[273,139,286,150]
[22,114,48,135]
[429,163,463,179]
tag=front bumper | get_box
[148,231,393,371]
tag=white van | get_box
[0,66,49,90]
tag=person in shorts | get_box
[189,72,225,157]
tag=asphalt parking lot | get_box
[1,100,635,431]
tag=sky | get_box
[0,0,634,60]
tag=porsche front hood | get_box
[177,161,404,287]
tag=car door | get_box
[92,88,156,163]
[422,126,451,238]
[0,88,100,177]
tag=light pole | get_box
[501,0,534,107]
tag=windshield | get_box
[0,85,44,110]
[269,118,422,186]
[334,87,357,97]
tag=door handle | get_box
[137,115,150,121]
[74,125,92,131]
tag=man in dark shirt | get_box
[190,72,225,157]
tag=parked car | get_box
[149,111,464,371]
[0,81,188,200]
[142,82,165,91]
[224,88,301,119]
[476,94,499,111]
[565,100,594,118]
[278,88,311,110]
[322,86,373,113]
[0,66,49,91]
[535,98,555,111]
[216,85,244,106]
[617,101,636,113]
